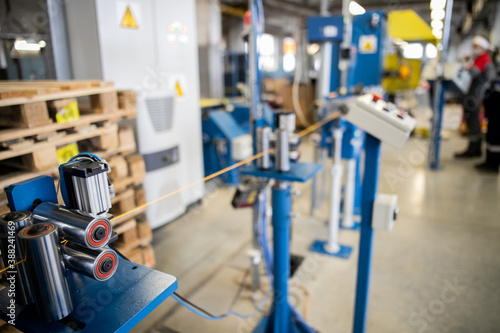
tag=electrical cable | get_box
[172,285,272,321]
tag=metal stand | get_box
[241,162,320,333]
[310,127,352,259]
[353,133,381,333]
[428,0,454,170]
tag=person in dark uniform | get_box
[476,48,500,173]
[455,35,495,158]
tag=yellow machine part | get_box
[388,10,438,44]
[382,54,422,93]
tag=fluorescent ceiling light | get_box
[425,43,438,58]
[38,40,46,48]
[14,39,41,52]
[431,9,445,20]
[432,29,443,39]
[430,0,446,10]
[431,20,444,30]
[349,1,366,16]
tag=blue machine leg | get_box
[272,181,291,333]
[353,134,381,333]
[428,81,448,170]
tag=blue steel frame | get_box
[353,133,381,333]
[241,163,321,333]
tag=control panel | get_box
[345,93,416,148]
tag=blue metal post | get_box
[428,81,447,170]
[353,134,381,333]
[272,181,291,333]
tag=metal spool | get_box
[33,202,112,249]
[61,242,119,281]
[18,223,73,322]
[0,211,35,305]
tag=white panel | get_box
[94,0,156,90]
[154,0,204,206]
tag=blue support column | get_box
[428,81,448,170]
[353,134,381,333]
[272,182,291,333]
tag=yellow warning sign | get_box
[175,81,184,97]
[121,6,138,29]
[359,35,377,54]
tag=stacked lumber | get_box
[0,80,155,268]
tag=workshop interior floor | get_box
[132,105,500,333]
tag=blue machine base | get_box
[253,306,315,333]
[309,240,353,259]
[0,259,178,333]
[340,221,361,231]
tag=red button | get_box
[372,93,383,102]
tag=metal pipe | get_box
[353,134,381,333]
[325,127,343,253]
[0,211,34,305]
[271,181,291,332]
[18,223,73,322]
[339,0,353,93]
[342,158,357,228]
[61,242,118,281]
[33,202,112,249]
[428,0,454,170]
[256,127,272,170]
[275,130,290,172]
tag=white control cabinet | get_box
[65,0,204,228]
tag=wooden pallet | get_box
[0,81,136,130]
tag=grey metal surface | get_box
[143,145,180,173]
[256,127,271,170]
[275,129,290,172]
[72,171,111,215]
[0,211,34,305]
[33,202,112,249]
[61,242,118,281]
[18,223,73,322]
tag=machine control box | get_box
[372,194,398,231]
[345,94,416,148]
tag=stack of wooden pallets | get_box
[0,80,155,270]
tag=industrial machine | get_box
[0,154,177,332]
[65,0,204,228]
[241,111,321,333]
[201,102,274,186]
[307,11,389,259]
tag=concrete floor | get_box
[131,130,500,333]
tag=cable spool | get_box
[18,223,73,322]
[0,211,34,305]
[33,202,112,249]
[61,242,119,281]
